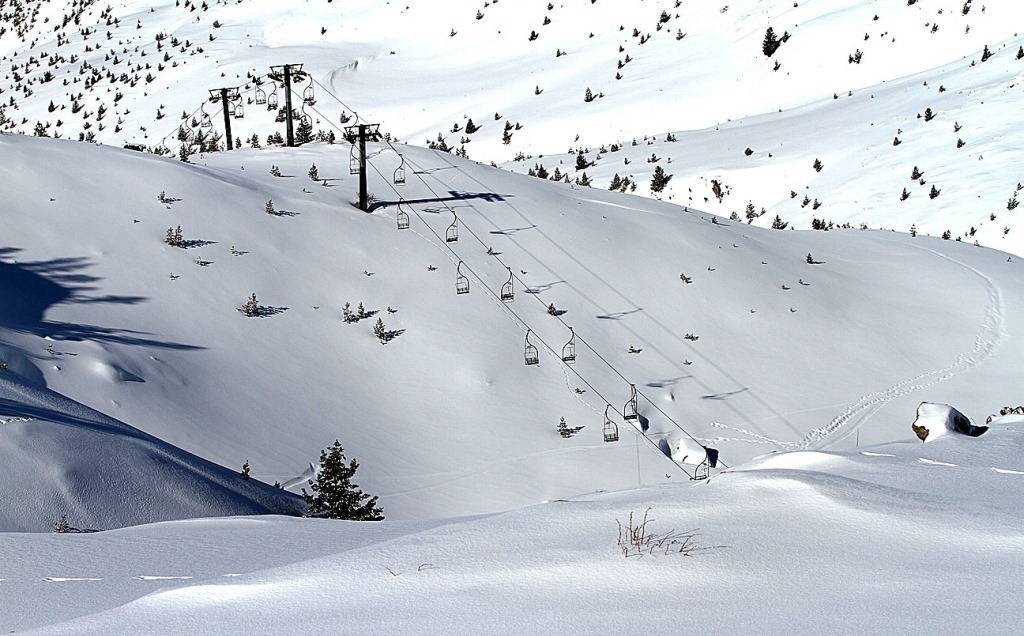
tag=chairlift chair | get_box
[267,85,279,110]
[603,405,619,442]
[524,330,540,366]
[562,327,576,363]
[692,456,710,480]
[233,102,244,119]
[396,203,410,230]
[455,261,470,295]
[623,383,639,422]
[446,215,459,243]
[500,268,514,302]
[302,79,315,105]
[300,113,312,127]
[394,155,407,185]
[349,144,361,175]
[254,86,267,105]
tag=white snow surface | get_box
[3,416,1023,633]
[2,132,1024,529]
[2,0,1022,248]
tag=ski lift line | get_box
[157,100,211,145]
[363,160,691,478]
[401,153,713,454]
[310,77,363,124]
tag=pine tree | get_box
[302,441,383,520]
[373,317,387,343]
[342,302,354,323]
[762,27,781,57]
[650,166,673,193]
[242,293,260,317]
[295,117,314,145]
[240,460,251,480]
[609,174,623,190]
[771,215,788,230]
[575,152,589,171]
[265,199,276,215]
[308,163,319,181]
[813,158,823,172]
[357,302,366,319]
[910,224,918,237]
[270,165,282,177]
[584,87,595,103]
[806,253,815,264]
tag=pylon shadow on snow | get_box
[367,190,507,213]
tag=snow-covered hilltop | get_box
[1,0,1022,244]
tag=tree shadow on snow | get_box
[0,248,204,351]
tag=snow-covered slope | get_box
[6,414,1024,634]
[2,0,1022,249]
[0,370,302,532]
[3,132,1023,527]
[507,38,1024,253]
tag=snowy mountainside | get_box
[2,0,1021,247]
[1,0,1017,155]
[507,35,1024,253]
[2,132,1023,525]
[6,414,1024,633]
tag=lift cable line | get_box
[392,151,720,465]
[398,150,730,470]
[279,83,716,476]
[358,154,692,479]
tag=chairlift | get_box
[692,446,718,480]
[349,144,361,175]
[603,405,619,443]
[396,203,410,230]
[456,261,470,295]
[562,326,576,363]
[623,383,639,422]
[255,85,267,105]
[233,101,244,119]
[300,113,312,127]
[267,85,279,110]
[524,330,540,366]
[394,154,406,185]
[500,268,514,302]
[446,214,459,243]
[302,78,315,105]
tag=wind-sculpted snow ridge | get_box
[0,371,303,532]
[5,416,1024,634]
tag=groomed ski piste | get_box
[2,0,1024,631]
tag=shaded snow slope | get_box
[9,416,1024,634]
[0,371,302,532]
[2,133,1022,523]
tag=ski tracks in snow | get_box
[797,246,1006,449]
